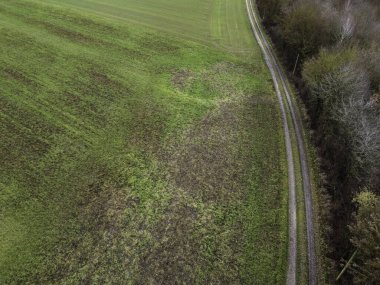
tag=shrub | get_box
[335,71,380,183]
[351,1,380,46]
[349,191,380,284]
[303,48,379,184]
[302,48,359,116]
[280,1,338,62]
[256,0,288,25]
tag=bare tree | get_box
[339,0,355,43]
[333,64,380,185]
[351,0,380,45]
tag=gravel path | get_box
[245,1,317,284]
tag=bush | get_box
[302,48,359,117]
[351,1,380,46]
[303,47,380,185]
[280,1,338,62]
[358,47,380,92]
[256,0,288,25]
[335,71,380,184]
[349,191,380,284]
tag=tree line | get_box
[256,0,379,283]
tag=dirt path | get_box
[245,1,317,284]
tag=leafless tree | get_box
[339,0,355,43]
[333,64,380,185]
[351,0,380,45]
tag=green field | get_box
[0,0,288,283]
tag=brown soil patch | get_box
[2,67,35,86]
[171,69,194,90]
[138,95,276,283]
[137,197,200,284]
[169,104,242,202]
[164,96,267,203]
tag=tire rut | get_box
[245,1,317,284]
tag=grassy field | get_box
[0,0,288,283]
[42,0,258,53]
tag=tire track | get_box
[245,1,317,284]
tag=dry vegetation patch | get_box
[171,69,194,90]
[131,95,278,283]
[165,95,274,204]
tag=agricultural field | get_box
[0,0,288,283]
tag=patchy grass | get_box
[0,0,288,283]
[171,69,194,90]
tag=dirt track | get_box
[245,1,317,284]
